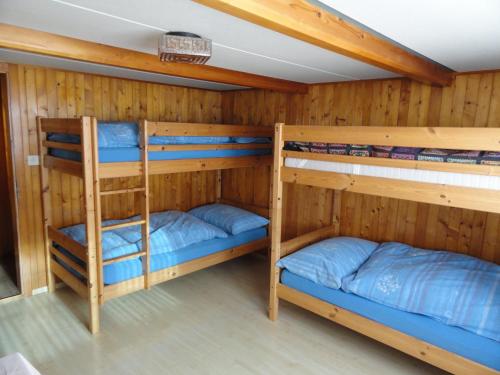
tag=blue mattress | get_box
[281,269,500,370]
[58,227,267,285]
[50,147,271,163]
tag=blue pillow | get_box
[188,203,269,235]
[231,137,271,144]
[47,121,139,148]
[97,122,139,148]
[344,242,500,341]
[277,237,379,290]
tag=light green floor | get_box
[0,256,444,375]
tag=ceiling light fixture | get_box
[159,31,212,64]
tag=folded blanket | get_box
[310,142,328,154]
[481,151,500,166]
[372,145,393,158]
[328,143,349,155]
[349,145,371,157]
[390,147,422,160]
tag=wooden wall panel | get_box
[221,73,500,263]
[7,64,222,293]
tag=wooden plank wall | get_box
[7,64,222,294]
[221,72,500,263]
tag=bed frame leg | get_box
[88,287,100,334]
[269,123,285,321]
[37,116,56,293]
[269,266,280,320]
[82,116,100,334]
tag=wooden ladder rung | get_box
[101,220,146,232]
[103,251,147,266]
[100,187,146,196]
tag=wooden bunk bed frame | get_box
[270,123,500,375]
[37,116,272,334]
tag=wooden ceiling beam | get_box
[195,0,453,86]
[0,23,308,94]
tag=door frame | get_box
[0,63,23,299]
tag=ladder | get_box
[93,119,151,304]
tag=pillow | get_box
[115,211,228,255]
[97,122,139,148]
[231,137,271,144]
[276,237,379,289]
[47,122,139,148]
[344,242,500,341]
[189,203,269,235]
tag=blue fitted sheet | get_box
[58,227,267,285]
[47,122,236,147]
[50,147,271,163]
[281,269,500,370]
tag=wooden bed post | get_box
[269,122,285,321]
[37,116,56,293]
[90,117,104,305]
[81,116,100,334]
[139,119,151,290]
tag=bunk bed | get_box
[270,123,500,375]
[37,116,272,334]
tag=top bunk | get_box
[37,116,273,179]
[274,123,500,214]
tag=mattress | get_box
[285,157,500,191]
[51,147,271,163]
[58,227,267,285]
[281,269,500,370]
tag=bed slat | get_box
[51,260,88,299]
[50,246,88,277]
[282,167,500,214]
[47,226,87,262]
[149,143,271,151]
[103,237,269,302]
[280,225,338,257]
[98,155,273,178]
[148,122,272,137]
[40,118,82,135]
[44,156,82,177]
[277,284,496,375]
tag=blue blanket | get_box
[60,218,139,261]
[345,242,500,341]
[59,210,228,260]
[114,211,228,255]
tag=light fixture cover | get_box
[159,32,212,64]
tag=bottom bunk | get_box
[102,227,267,285]
[280,270,498,372]
[275,237,500,374]
[50,203,269,303]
